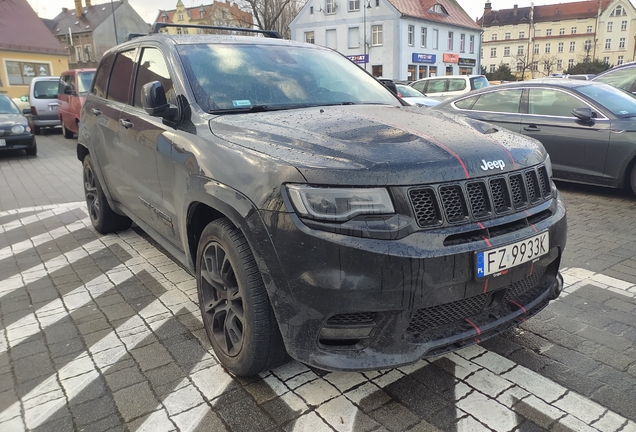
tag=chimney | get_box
[85,0,92,6]
[74,0,82,17]
[484,2,492,15]
[62,7,68,13]
[513,5,518,16]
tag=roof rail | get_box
[150,23,281,39]
[126,33,146,41]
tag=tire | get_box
[34,125,41,135]
[83,155,132,234]
[196,218,289,376]
[631,163,636,195]
[62,123,74,139]
[25,139,37,156]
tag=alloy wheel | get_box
[83,164,99,222]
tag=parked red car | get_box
[58,69,96,138]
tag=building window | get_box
[505,32,511,40]
[408,25,414,46]
[534,43,539,54]
[178,12,183,20]
[558,42,564,52]
[5,61,51,85]
[448,31,453,50]
[490,47,497,57]
[622,20,628,31]
[433,29,439,49]
[372,65,382,77]
[535,30,541,37]
[570,41,576,52]
[310,6,313,13]
[584,40,592,51]
[376,0,379,6]
[184,28,188,34]
[348,27,360,48]
[176,28,182,34]
[305,31,315,44]
[349,0,359,11]
[469,35,475,53]
[516,61,523,72]
[557,59,563,69]
[618,55,624,65]
[587,25,593,32]
[546,29,552,36]
[162,16,167,22]
[421,27,427,47]
[489,64,496,73]
[372,25,383,46]
[605,39,611,49]
[603,56,610,64]
[571,27,577,34]
[559,28,565,35]
[491,33,497,41]
[568,59,574,68]
[419,65,427,79]
[200,9,205,18]
[429,4,447,14]
[619,37,626,48]
[326,29,337,49]
[504,46,510,56]
[517,45,524,55]
[544,61,549,71]
[75,45,84,63]
[614,5,624,16]
[608,21,613,32]
[519,31,525,38]
[326,0,335,14]
[545,43,551,53]
[460,33,465,52]
[530,62,538,72]
[481,48,483,58]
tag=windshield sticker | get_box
[619,110,629,114]
[232,100,251,107]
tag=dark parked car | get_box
[0,94,37,156]
[592,62,636,94]
[78,24,566,376]
[434,79,636,194]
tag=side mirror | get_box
[64,84,74,95]
[572,107,594,123]
[141,81,177,120]
[22,108,32,115]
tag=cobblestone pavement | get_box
[1,133,636,432]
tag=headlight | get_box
[545,154,553,178]
[11,125,25,134]
[286,185,395,222]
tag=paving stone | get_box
[162,383,202,416]
[129,342,174,372]
[295,378,340,406]
[216,390,276,432]
[13,352,54,383]
[126,409,175,432]
[464,368,514,398]
[171,405,228,432]
[9,338,47,360]
[367,400,420,431]
[261,390,308,426]
[345,382,391,413]
[113,381,158,422]
[456,391,517,432]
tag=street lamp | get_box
[363,0,371,71]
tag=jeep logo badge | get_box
[480,159,506,171]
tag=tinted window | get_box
[528,89,583,117]
[411,81,427,93]
[471,90,522,113]
[426,79,447,93]
[93,54,116,98]
[448,79,467,92]
[454,95,478,109]
[0,95,20,114]
[593,67,636,92]
[470,76,490,90]
[33,80,60,99]
[107,50,136,104]
[133,48,175,108]
[77,71,95,94]
[577,83,636,118]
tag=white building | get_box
[289,0,483,80]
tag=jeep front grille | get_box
[409,165,551,228]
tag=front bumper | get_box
[251,189,567,372]
[0,134,36,151]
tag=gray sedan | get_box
[433,79,636,194]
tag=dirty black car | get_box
[0,94,37,156]
[78,24,567,376]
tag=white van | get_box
[410,75,489,99]
[29,76,61,134]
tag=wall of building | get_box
[0,50,68,98]
[597,1,636,66]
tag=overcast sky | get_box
[25,0,602,26]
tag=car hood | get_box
[209,105,546,185]
[0,113,27,128]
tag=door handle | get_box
[523,125,541,132]
[91,108,102,116]
[119,119,133,129]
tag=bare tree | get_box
[240,0,305,38]
[514,53,534,81]
[538,55,559,77]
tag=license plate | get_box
[0,139,5,147]
[476,231,549,278]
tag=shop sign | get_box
[459,58,476,67]
[412,53,436,63]
[443,53,459,63]
[347,54,369,64]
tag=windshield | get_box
[0,95,20,114]
[77,72,96,94]
[576,83,636,118]
[177,43,399,112]
[397,85,425,98]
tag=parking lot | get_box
[1,132,635,432]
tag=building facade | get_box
[46,0,150,70]
[478,0,636,79]
[0,0,68,99]
[154,0,253,35]
[290,0,482,80]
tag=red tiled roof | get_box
[0,0,67,55]
[388,0,481,30]
[479,0,613,26]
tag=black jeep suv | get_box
[78,24,566,376]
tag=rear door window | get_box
[107,50,137,104]
[92,54,116,98]
[471,90,523,113]
[447,79,467,92]
[426,79,447,93]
